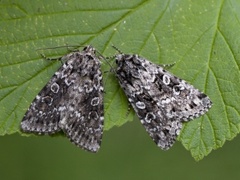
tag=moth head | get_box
[115,54,124,65]
[83,45,96,55]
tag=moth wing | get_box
[58,49,104,152]
[150,63,212,122]
[130,89,183,150]
[21,65,70,134]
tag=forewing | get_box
[58,47,104,152]
[139,56,212,122]
[21,63,70,134]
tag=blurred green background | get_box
[1,119,240,180]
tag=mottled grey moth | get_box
[21,45,104,153]
[115,51,212,150]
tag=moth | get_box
[115,51,212,150]
[21,45,104,152]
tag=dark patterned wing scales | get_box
[58,48,104,152]
[21,64,68,134]
[21,46,104,152]
[115,54,212,150]
[138,55,212,122]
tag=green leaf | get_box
[1,0,240,160]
